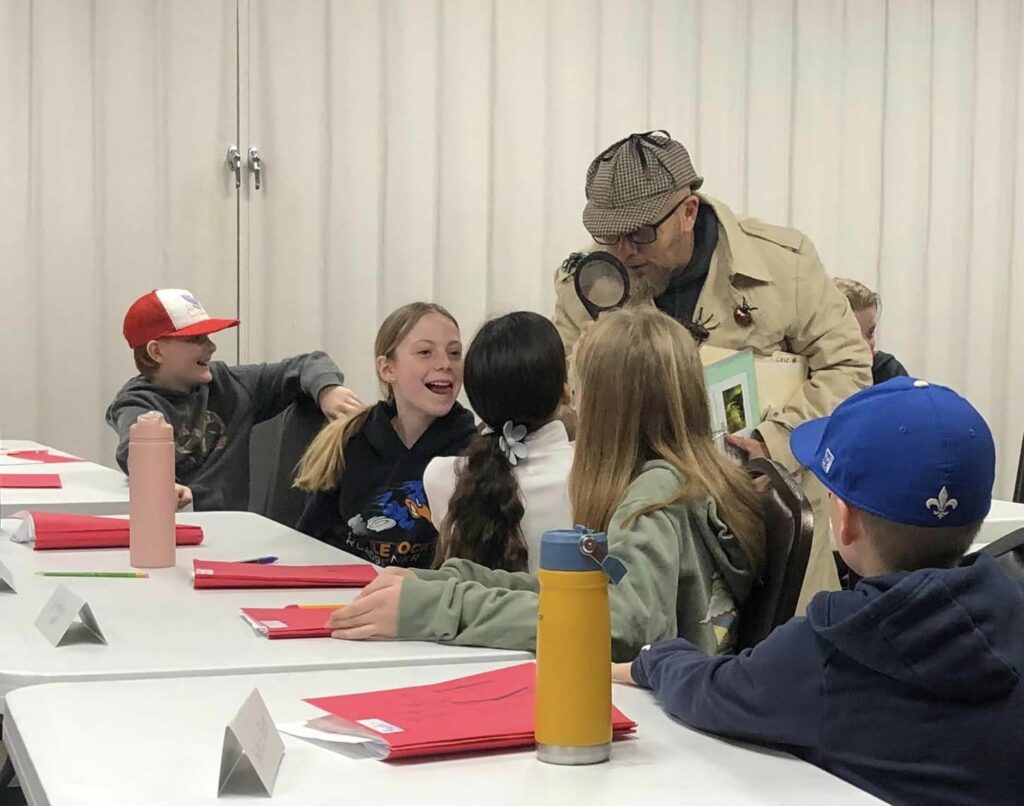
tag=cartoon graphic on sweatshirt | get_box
[341,480,436,566]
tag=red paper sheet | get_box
[7,450,83,464]
[20,511,203,550]
[305,662,637,759]
[0,474,62,489]
[240,605,337,639]
[194,559,377,589]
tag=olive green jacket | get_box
[397,461,755,661]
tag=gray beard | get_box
[628,269,673,303]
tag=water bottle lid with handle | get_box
[540,525,627,582]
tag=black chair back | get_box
[968,527,1024,593]
[1014,434,1024,503]
[254,395,328,527]
[736,458,814,650]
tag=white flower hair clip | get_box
[498,421,529,466]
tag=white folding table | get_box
[0,511,530,713]
[973,498,1024,545]
[0,441,131,517]
[2,662,881,806]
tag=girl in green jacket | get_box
[328,307,766,658]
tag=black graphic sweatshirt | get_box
[297,400,476,568]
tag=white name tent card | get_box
[0,558,16,593]
[218,688,285,797]
[34,584,107,647]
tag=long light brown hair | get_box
[568,307,765,570]
[294,302,459,492]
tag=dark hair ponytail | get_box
[433,312,567,572]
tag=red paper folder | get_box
[240,605,337,639]
[194,559,378,589]
[303,663,637,760]
[0,474,62,489]
[7,450,83,464]
[15,511,203,550]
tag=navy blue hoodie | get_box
[630,553,1024,805]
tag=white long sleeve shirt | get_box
[423,420,574,573]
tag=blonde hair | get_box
[293,302,459,492]
[833,277,881,313]
[568,307,765,571]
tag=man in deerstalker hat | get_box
[553,131,872,610]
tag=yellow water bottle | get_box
[535,526,626,765]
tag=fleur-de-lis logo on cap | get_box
[925,486,958,520]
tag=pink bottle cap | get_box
[129,411,173,441]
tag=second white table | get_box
[0,511,530,710]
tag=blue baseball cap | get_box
[790,377,994,528]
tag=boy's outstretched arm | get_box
[236,352,348,423]
[623,618,824,752]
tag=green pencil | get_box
[36,571,149,579]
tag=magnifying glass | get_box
[573,251,630,321]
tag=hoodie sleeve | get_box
[230,352,345,424]
[397,495,690,660]
[605,505,688,660]
[398,573,541,651]
[629,619,824,751]
[106,401,152,473]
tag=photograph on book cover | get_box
[704,349,761,440]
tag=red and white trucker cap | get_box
[122,289,239,349]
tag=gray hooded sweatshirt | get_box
[105,353,343,511]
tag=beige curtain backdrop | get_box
[0,0,239,464]
[3,0,1023,498]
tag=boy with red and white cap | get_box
[105,289,360,511]
[613,377,1024,805]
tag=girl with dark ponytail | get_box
[426,311,573,573]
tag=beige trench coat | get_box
[553,195,873,613]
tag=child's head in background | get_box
[833,277,881,354]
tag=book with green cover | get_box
[703,348,761,438]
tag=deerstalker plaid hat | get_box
[582,130,703,240]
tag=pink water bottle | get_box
[128,411,176,568]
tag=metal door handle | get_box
[247,146,262,190]
[226,146,241,189]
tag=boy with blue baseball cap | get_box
[613,377,1024,805]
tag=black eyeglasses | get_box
[593,197,689,246]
